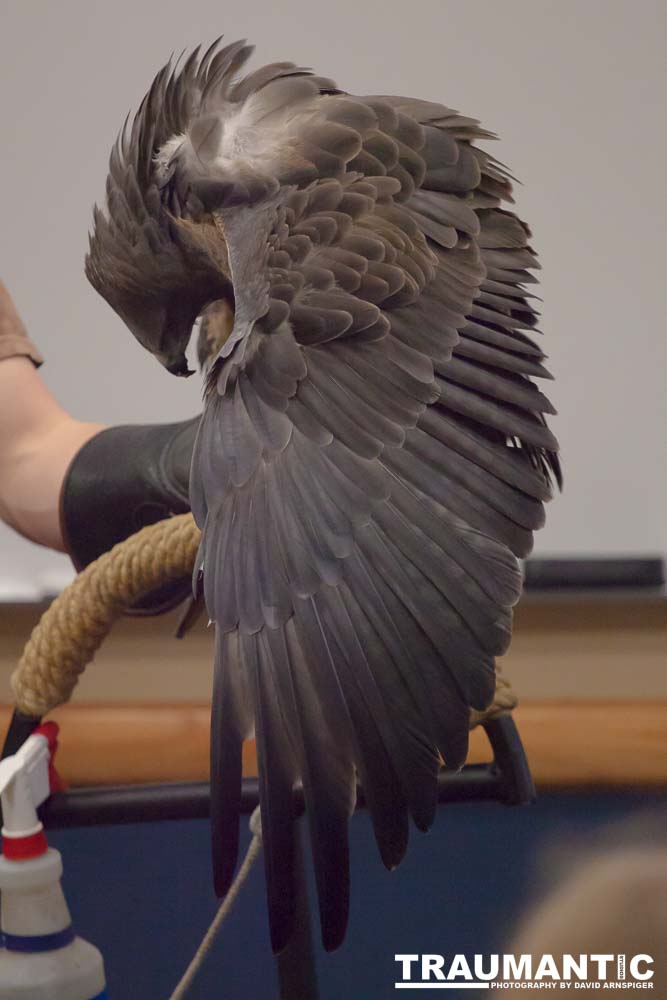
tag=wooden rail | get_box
[1,701,664,789]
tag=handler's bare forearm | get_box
[0,357,104,550]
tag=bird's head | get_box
[85,42,246,376]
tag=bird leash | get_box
[168,806,264,1000]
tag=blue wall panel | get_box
[50,792,665,999]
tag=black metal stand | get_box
[275,823,319,1000]
[1,711,533,997]
[2,713,534,825]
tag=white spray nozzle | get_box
[0,731,52,840]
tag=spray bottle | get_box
[0,722,107,999]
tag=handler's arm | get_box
[0,355,103,550]
[0,280,195,613]
[0,280,103,550]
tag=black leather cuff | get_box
[60,417,200,615]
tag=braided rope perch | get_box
[11,513,201,717]
[11,511,517,723]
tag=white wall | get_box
[1,0,665,596]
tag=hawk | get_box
[86,39,560,952]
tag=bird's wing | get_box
[175,70,558,952]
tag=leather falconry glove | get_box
[60,416,199,614]
[59,302,231,613]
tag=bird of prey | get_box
[86,39,560,953]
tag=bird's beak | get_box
[162,353,195,377]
